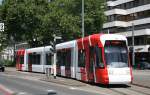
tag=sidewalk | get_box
[42,75,86,87]
[5,67,86,87]
[132,70,150,88]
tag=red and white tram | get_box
[16,46,53,73]
[16,34,133,84]
[16,49,25,71]
[56,34,133,84]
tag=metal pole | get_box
[108,29,109,34]
[53,36,56,79]
[53,51,56,79]
[12,36,16,65]
[43,46,45,73]
[82,0,84,37]
[132,22,135,67]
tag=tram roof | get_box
[26,46,52,53]
[56,40,76,50]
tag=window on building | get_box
[146,36,150,44]
[127,37,132,46]
[134,0,139,7]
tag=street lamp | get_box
[10,36,16,64]
[33,38,36,47]
[132,22,135,67]
[131,13,137,67]
[33,38,36,42]
[52,34,62,79]
[82,0,85,37]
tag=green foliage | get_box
[1,0,50,47]
[2,59,15,67]
[0,0,106,47]
[84,0,106,35]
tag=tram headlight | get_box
[126,70,130,75]
[108,70,114,75]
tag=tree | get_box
[0,0,106,47]
[46,0,106,40]
[84,0,106,35]
[1,0,50,47]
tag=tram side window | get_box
[35,54,41,65]
[29,54,41,65]
[29,54,32,64]
[95,46,104,68]
[78,50,85,67]
[57,51,62,66]
[30,54,33,64]
[57,50,66,66]
[62,52,66,66]
[57,49,71,66]
[65,49,71,67]
[46,53,52,65]
[89,46,95,72]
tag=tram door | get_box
[28,53,32,72]
[65,49,71,77]
[87,46,95,82]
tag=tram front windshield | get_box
[104,40,128,68]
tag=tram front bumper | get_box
[108,75,131,84]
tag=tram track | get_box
[109,84,150,95]
[109,88,128,95]
[129,84,150,95]
[128,88,150,95]
[110,88,148,95]
[131,83,150,89]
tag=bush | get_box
[3,60,15,67]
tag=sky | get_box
[0,0,2,5]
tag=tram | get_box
[16,49,25,71]
[16,34,133,84]
[16,46,53,73]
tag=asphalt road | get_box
[132,70,150,88]
[0,68,150,95]
[0,73,98,95]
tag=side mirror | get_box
[96,63,105,69]
[99,63,105,69]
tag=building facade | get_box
[103,0,150,65]
[0,43,29,61]
[0,46,14,61]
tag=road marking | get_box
[0,84,14,95]
[69,87,78,90]
[17,92,27,95]
[47,89,57,94]
[20,72,29,74]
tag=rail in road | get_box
[0,67,150,95]
[108,84,150,95]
